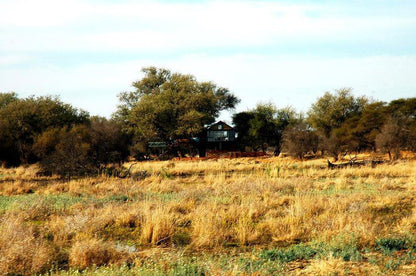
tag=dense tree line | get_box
[0,93,129,178]
[232,88,415,160]
[1,67,415,178]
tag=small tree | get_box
[89,117,130,167]
[232,104,301,154]
[282,123,319,159]
[375,117,404,160]
[34,126,94,178]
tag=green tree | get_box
[232,111,255,151]
[345,101,387,152]
[232,104,301,153]
[308,88,368,159]
[0,95,89,165]
[0,92,18,108]
[115,67,239,155]
[308,88,368,138]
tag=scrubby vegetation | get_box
[0,155,415,275]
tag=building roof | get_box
[207,121,234,131]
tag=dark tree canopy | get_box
[0,94,89,165]
[115,67,239,144]
[307,88,369,159]
[308,88,368,138]
[232,104,302,153]
[282,122,319,159]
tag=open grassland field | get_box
[0,156,416,275]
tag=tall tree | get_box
[115,67,239,153]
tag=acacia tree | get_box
[375,117,404,160]
[115,67,239,156]
[307,88,368,159]
[282,123,319,159]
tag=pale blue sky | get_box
[1,0,415,122]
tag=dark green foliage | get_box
[259,244,319,263]
[233,104,301,153]
[307,88,369,159]
[259,239,362,264]
[350,101,387,151]
[384,98,416,153]
[0,94,129,176]
[0,92,18,108]
[232,111,255,150]
[0,94,88,166]
[375,117,405,160]
[88,116,130,167]
[34,120,130,178]
[376,237,409,253]
[308,88,368,138]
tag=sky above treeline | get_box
[1,0,415,123]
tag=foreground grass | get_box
[0,156,415,275]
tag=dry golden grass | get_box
[0,155,415,274]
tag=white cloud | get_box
[2,1,414,53]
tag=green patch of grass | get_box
[0,193,132,215]
[376,236,410,254]
[0,194,82,213]
[259,238,362,264]
[259,243,319,263]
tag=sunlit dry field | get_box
[0,155,416,275]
